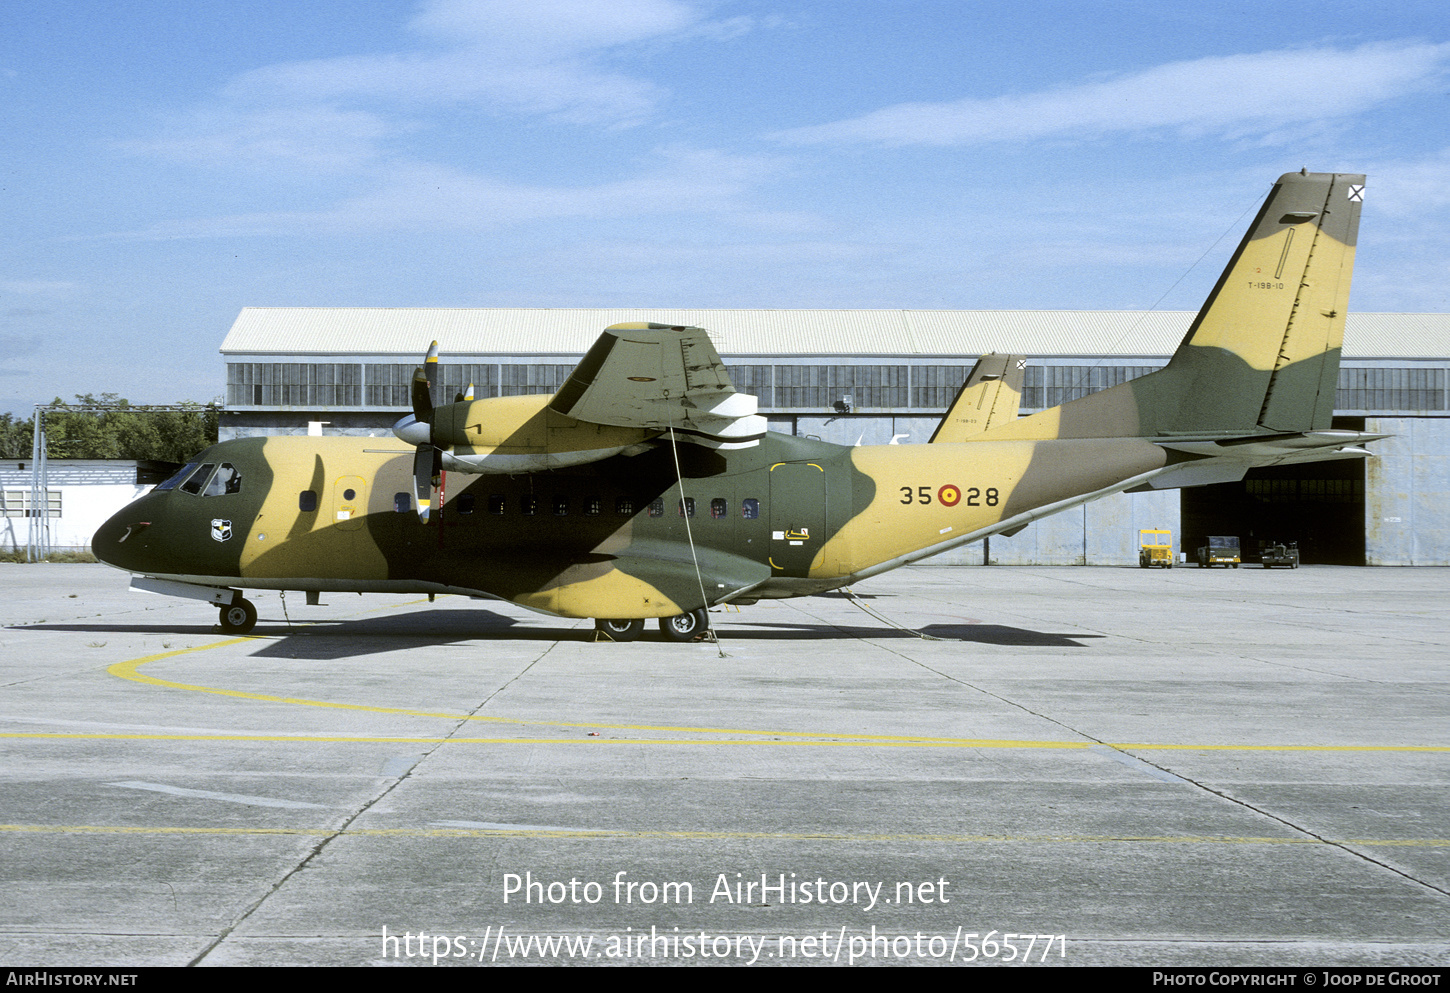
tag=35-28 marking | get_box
[900,484,997,507]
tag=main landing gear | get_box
[592,608,710,643]
[659,608,709,643]
[218,597,258,634]
[594,618,645,642]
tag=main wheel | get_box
[658,608,709,643]
[594,618,645,642]
[218,597,257,634]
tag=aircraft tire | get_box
[219,597,257,634]
[595,618,645,642]
[659,608,708,643]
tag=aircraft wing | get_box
[548,323,766,449]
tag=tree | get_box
[17,396,219,462]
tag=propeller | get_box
[393,341,441,522]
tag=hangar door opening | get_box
[1180,455,1365,566]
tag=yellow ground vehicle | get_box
[1138,529,1174,568]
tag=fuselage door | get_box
[768,461,826,577]
[333,475,368,531]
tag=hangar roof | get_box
[221,307,1450,360]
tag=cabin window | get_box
[393,492,412,513]
[584,496,601,516]
[678,497,695,518]
[487,494,505,515]
[710,498,727,519]
[521,495,538,516]
[742,498,760,519]
[179,463,216,495]
[204,463,241,496]
[648,498,664,518]
[299,490,318,512]
[616,497,634,516]
[456,493,475,515]
[155,462,200,492]
[553,495,569,516]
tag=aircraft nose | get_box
[91,497,162,572]
[393,413,431,447]
[91,512,141,569]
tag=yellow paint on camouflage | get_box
[819,439,1166,576]
[514,569,683,619]
[818,443,1033,573]
[930,353,1026,443]
[431,394,654,457]
[240,437,399,581]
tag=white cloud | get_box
[408,0,701,53]
[1369,147,1450,217]
[106,147,789,239]
[125,105,394,172]
[219,0,720,128]
[775,41,1450,147]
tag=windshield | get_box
[154,462,201,492]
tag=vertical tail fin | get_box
[975,171,1364,442]
[929,353,1026,442]
[1162,170,1362,435]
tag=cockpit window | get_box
[179,463,217,495]
[204,463,241,496]
[155,462,200,492]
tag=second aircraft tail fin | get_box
[929,353,1026,442]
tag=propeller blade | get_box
[411,367,435,426]
[413,446,441,522]
[404,341,443,522]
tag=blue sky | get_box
[3,0,1449,414]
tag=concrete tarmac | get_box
[1,563,1447,967]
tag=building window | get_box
[0,489,60,518]
[228,362,363,407]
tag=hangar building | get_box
[219,307,1450,567]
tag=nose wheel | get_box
[218,597,258,634]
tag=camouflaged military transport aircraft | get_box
[93,171,1377,642]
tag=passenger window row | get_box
[295,490,763,520]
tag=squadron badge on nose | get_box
[211,519,233,542]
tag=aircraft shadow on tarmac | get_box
[726,620,1100,646]
[15,610,1100,654]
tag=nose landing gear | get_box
[218,597,257,634]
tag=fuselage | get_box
[91,430,1170,619]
